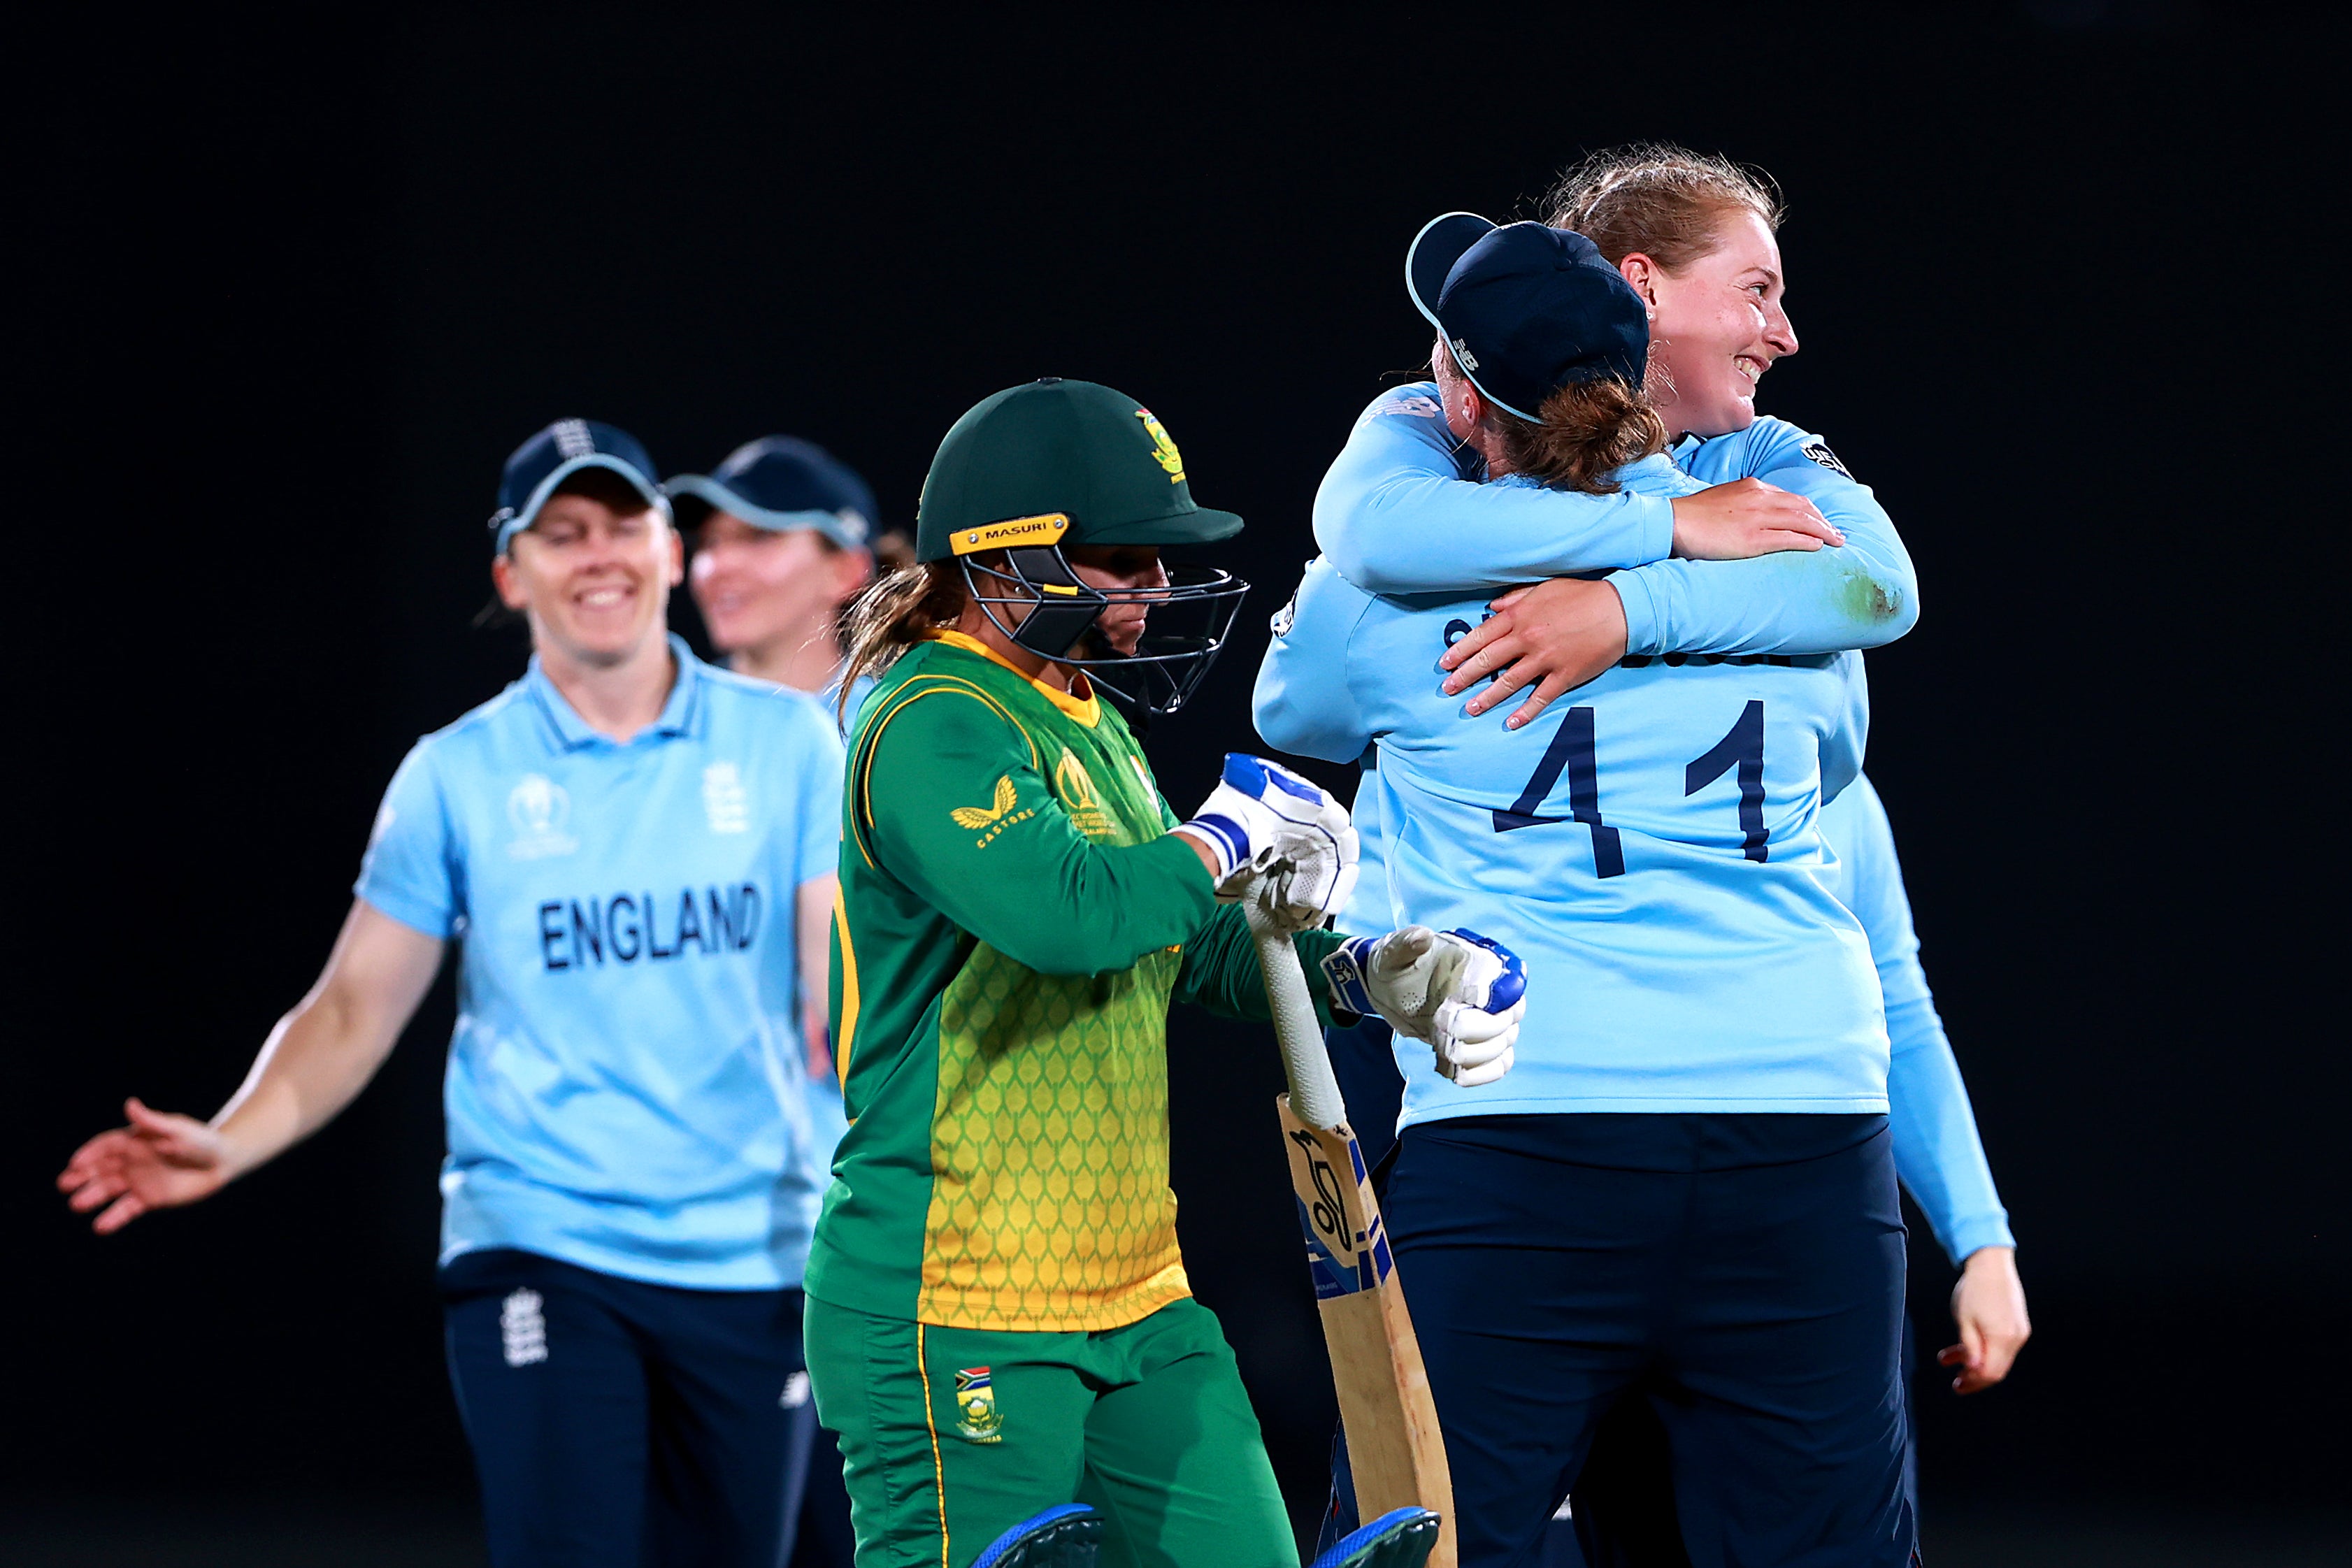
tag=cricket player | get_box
[674,431,900,1567]
[1559,771,2023,1568]
[1296,148,2029,1565]
[803,376,1522,1568]
[677,432,917,726]
[1256,204,1921,1566]
[59,420,848,1568]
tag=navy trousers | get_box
[443,1249,845,1568]
[1348,1112,1915,1568]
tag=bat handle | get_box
[1245,902,1348,1132]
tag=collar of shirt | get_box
[925,628,1100,728]
[522,632,706,752]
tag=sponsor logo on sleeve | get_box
[953,1366,1003,1443]
[1799,439,1853,479]
[1358,392,1443,427]
[506,775,578,861]
[950,775,1018,829]
[952,775,1035,848]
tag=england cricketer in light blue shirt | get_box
[359,632,845,1288]
[1262,466,1883,1117]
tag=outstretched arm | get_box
[57,900,446,1232]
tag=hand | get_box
[1174,754,1360,931]
[1321,926,1526,1086]
[1668,477,1842,560]
[1438,577,1627,729]
[1938,1246,2030,1394]
[57,1098,241,1235]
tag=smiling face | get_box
[689,512,871,661]
[1630,208,1798,438]
[493,484,682,669]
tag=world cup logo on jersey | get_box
[506,773,578,861]
[952,1366,1002,1443]
[1054,750,1114,839]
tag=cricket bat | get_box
[1246,905,1457,1568]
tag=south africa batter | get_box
[802,377,1519,1568]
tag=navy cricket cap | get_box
[1406,213,1649,421]
[489,418,669,554]
[667,436,875,550]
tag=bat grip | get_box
[1245,902,1348,1132]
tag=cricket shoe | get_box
[972,1503,1100,1568]
[1310,1505,1442,1568]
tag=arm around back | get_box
[1610,422,1920,656]
[1313,386,1675,594]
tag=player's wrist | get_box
[1170,826,1225,885]
[1319,935,1380,1020]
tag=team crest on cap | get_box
[953,1367,1002,1443]
[1135,409,1186,484]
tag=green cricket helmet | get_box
[916,377,1249,718]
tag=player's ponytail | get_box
[1487,378,1668,495]
[836,559,966,722]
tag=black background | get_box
[14,5,2347,1564]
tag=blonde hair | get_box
[1544,143,1783,271]
[834,559,963,724]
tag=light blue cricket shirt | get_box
[1263,521,1881,1119]
[357,635,845,1290]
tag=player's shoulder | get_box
[406,677,534,763]
[859,643,1038,751]
[1351,380,1446,429]
[1728,415,1857,482]
[696,660,841,746]
[1611,450,1709,498]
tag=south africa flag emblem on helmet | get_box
[953,1366,1003,1443]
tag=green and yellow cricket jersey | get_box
[807,630,1341,1333]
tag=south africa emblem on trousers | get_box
[953,1366,1003,1444]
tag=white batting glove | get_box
[1173,754,1360,933]
[1321,926,1526,1087]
